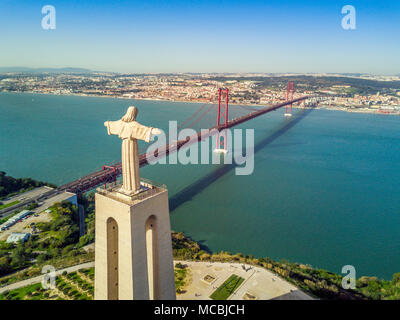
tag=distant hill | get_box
[331,73,366,77]
[0,67,92,74]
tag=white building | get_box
[0,210,31,231]
[6,232,31,244]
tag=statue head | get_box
[121,106,138,122]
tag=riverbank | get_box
[2,90,398,116]
[171,232,400,300]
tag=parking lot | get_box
[1,186,53,206]
[0,190,77,241]
[0,210,52,241]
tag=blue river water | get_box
[0,92,399,279]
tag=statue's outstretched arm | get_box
[104,121,112,135]
[149,128,163,141]
[151,128,162,135]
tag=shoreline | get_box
[1,90,399,116]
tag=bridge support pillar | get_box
[214,88,229,153]
[94,183,176,300]
[285,81,295,117]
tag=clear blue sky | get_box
[0,0,399,74]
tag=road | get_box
[0,186,56,217]
[32,191,76,214]
[1,187,52,206]
[0,262,95,294]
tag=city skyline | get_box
[1,0,400,75]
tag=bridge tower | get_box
[214,88,229,153]
[284,81,294,117]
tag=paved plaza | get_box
[176,261,314,300]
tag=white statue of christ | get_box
[104,106,161,195]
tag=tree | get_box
[36,254,48,264]
[10,242,28,267]
[0,256,12,276]
[392,272,400,285]
[175,262,186,269]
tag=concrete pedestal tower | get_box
[94,181,176,300]
[95,106,176,300]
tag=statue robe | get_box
[105,120,153,194]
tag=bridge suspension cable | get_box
[176,102,209,130]
[182,103,216,129]
[164,101,216,142]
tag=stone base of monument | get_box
[94,179,176,300]
[113,186,144,202]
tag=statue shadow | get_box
[169,107,315,212]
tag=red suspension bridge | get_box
[58,84,316,194]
